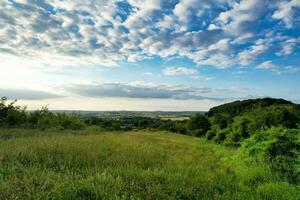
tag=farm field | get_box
[0,130,299,200]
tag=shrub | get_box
[242,127,300,183]
[231,117,252,139]
[211,113,232,129]
[213,129,228,144]
[174,122,188,135]
[57,114,86,130]
[0,97,27,127]
[206,130,216,140]
[28,107,58,130]
[224,131,242,147]
[188,114,211,137]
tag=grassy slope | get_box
[0,130,299,200]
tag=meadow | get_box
[0,129,299,200]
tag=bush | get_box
[0,97,27,127]
[174,122,188,135]
[243,127,300,183]
[57,114,86,130]
[28,107,59,130]
[211,113,232,129]
[213,129,228,144]
[188,114,211,137]
[206,130,216,140]
[0,97,86,131]
[224,131,242,147]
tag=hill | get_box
[205,98,300,144]
[0,130,299,199]
[207,98,295,118]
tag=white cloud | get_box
[187,38,235,68]
[277,38,300,56]
[124,0,162,30]
[215,0,265,35]
[195,53,235,68]
[257,61,277,70]
[207,24,220,30]
[285,66,300,73]
[238,39,269,65]
[173,0,199,24]
[272,0,300,28]
[155,15,176,30]
[144,72,155,76]
[162,66,197,76]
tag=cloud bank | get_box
[62,82,223,100]
[0,88,63,100]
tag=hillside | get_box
[205,98,300,145]
[207,98,295,118]
[0,130,299,199]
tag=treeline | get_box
[0,97,182,132]
[0,97,85,130]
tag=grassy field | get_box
[0,129,299,199]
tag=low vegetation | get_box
[1,130,299,199]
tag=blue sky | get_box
[0,0,300,110]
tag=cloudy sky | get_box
[0,0,300,111]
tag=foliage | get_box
[203,98,300,183]
[0,98,85,130]
[188,114,211,137]
[242,128,300,183]
[211,113,232,129]
[0,97,27,127]
[206,98,293,118]
[213,129,228,144]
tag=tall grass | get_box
[0,129,299,199]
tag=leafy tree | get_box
[206,130,216,140]
[0,97,27,127]
[232,118,251,138]
[278,109,298,129]
[213,129,228,144]
[211,113,232,129]
[188,114,211,137]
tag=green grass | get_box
[0,129,299,199]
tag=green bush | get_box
[243,127,300,183]
[57,114,86,130]
[206,130,216,140]
[213,129,228,144]
[231,118,251,138]
[211,113,232,129]
[188,114,211,137]
[223,131,242,147]
[0,97,27,127]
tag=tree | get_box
[0,97,27,127]
[188,114,211,137]
[212,113,232,129]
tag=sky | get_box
[0,0,300,111]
